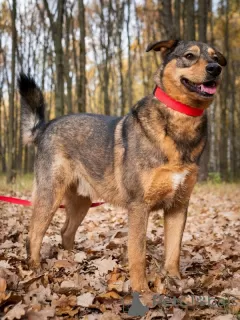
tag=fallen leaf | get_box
[60,280,76,288]
[170,308,188,320]
[74,252,87,263]
[97,291,121,300]
[91,257,117,276]
[53,259,76,269]
[100,312,121,320]
[77,292,95,307]
[27,307,55,320]
[2,302,26,320]
[212,315,235,320]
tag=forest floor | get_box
[0,182,239,320]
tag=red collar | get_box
[154,86,204,117]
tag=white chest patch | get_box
[77,176,96,200]
[172,170,189,190]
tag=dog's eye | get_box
[185,53,195,60]
[213,55,219,63]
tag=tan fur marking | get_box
[143,164,198,209]
[208,48,216,56]
[187,45,200,55]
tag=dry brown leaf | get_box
[77,292,95,307]
[212,315,235,320]
[100,312,121,320]
[107,269,125,292]
[97,291,121,300]
[55,305,79,317]
[60,280,76,288]
[2,302,26,320]
[27,307,55,320]
[82,314,102,320]
[91,257,117,276]
[0,261,12,269]
[74,252,87,263]
[169,308,189,320]
[24,285,52,305]
[0,277,11,305]
[0,277,7,298]
[0,240,21,250]
[53,259,76,269]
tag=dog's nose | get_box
[206,63,222,77]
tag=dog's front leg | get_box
[163,203,188,278]
[128,207,149,292]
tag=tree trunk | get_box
[99,0,112,115]
[72,24,81,114]
[65,10,73,113]
[116,1,125,116]
[7,0,16,183]
[198,112,210,181]
[185,0,195,40]
[55,0,65,116]
[198,0,208,42]
[174,0,181,38]
[219,0,229,181]
[127,0,133,110]
[198,0,209,181]
[42,0,65,117]
[159,0,176,38]
[78,0,87,113]
[229,61,236,180]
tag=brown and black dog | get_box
[18,40,226,292]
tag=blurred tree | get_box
[7,0,16,183]
[78,0,86,113]
[39,0,65,116]
[185,0,195,40]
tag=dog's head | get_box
[146,40,227,108]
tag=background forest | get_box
[0,0,240,183]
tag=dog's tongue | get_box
[199,84,217,94]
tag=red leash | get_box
[0,195,104,208]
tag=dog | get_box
[18,40,226,293]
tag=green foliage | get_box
[0,173,33,193]
[208,172,222,184]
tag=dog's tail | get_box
[18,73,45,145]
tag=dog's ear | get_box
[146,40,179,58]
[215,50,227,66]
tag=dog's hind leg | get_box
[28,178,67,268]
[61,186,91,250]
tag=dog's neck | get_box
[154,86,204,117]
[152,94,208,151]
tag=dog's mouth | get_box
[181,78,218,97]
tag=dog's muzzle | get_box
[206,63,222,77]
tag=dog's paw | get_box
[131,280,151,293]
[163,275,188,295]
[27,259,42,273]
